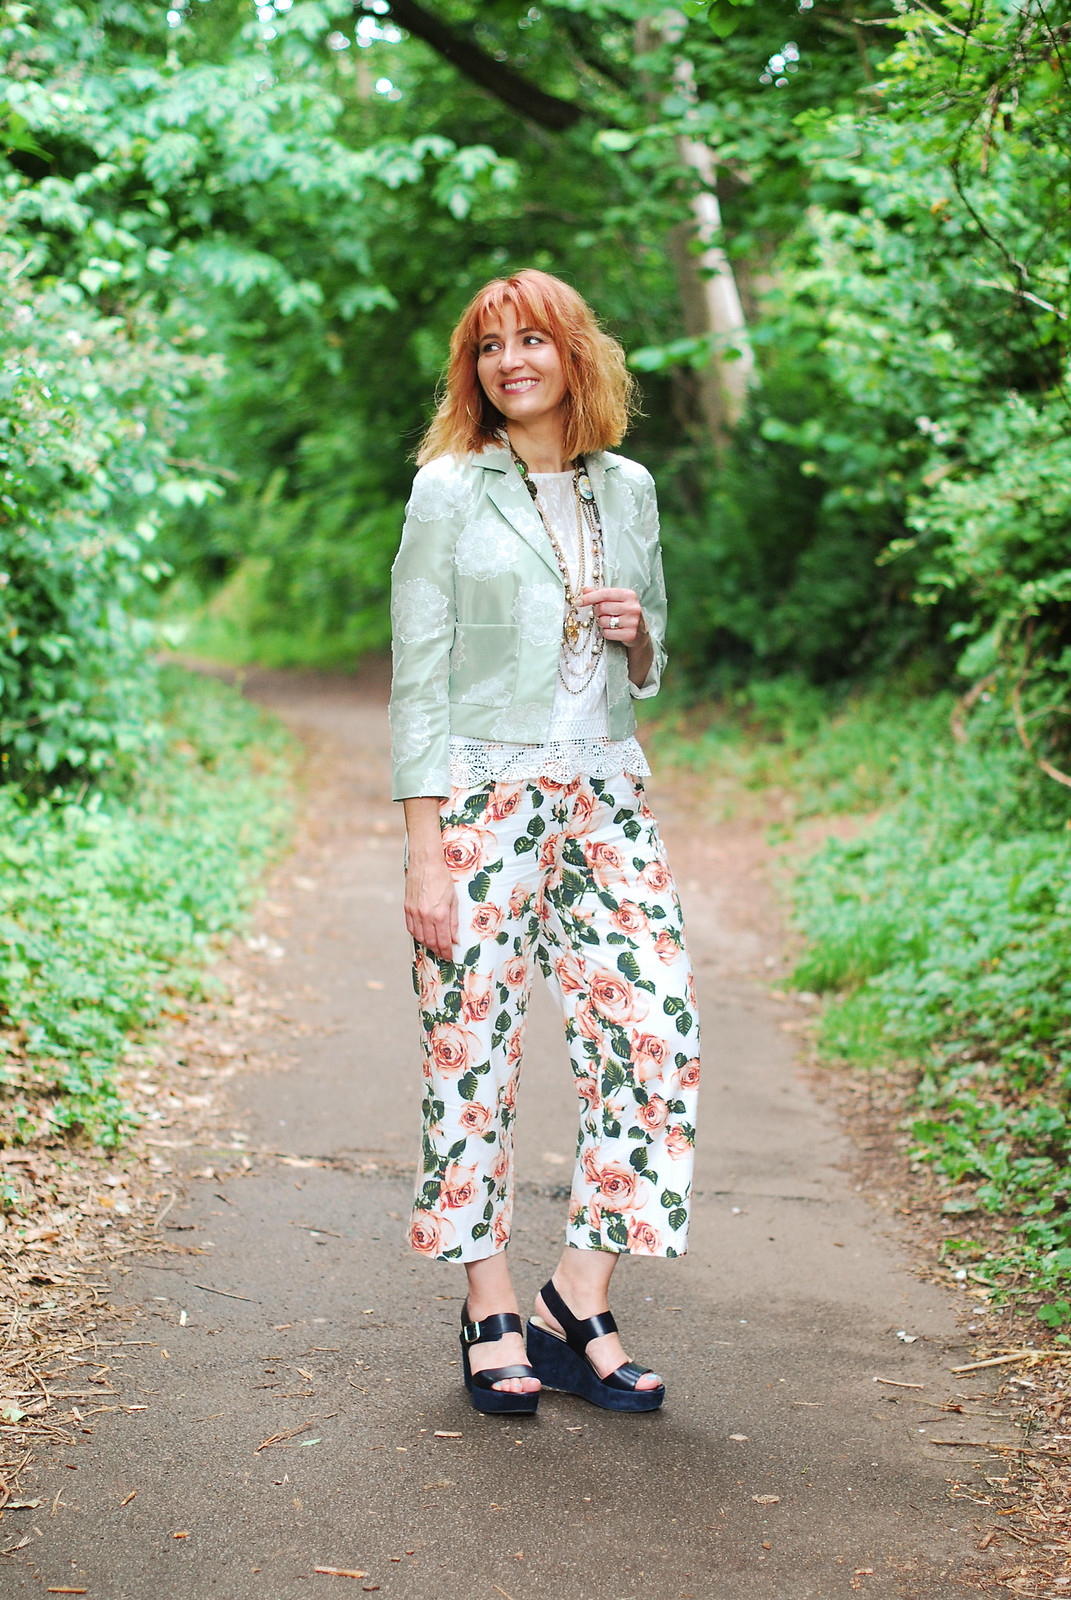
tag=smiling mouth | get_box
[501,378,539,393]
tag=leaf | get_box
[595,129,640,153]
[668,1207,688,1231]
[617,951,641,982]
[468,871,491,903]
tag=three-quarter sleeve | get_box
[629,474,668,700]
[388,462,465,801]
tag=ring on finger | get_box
[607,614,620,631]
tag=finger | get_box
[430,913,454,962]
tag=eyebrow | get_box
[479,325,544,340]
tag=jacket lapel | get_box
[478,447,563,586]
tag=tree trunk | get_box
[672,57,755,452]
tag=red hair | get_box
[417,269,637,465]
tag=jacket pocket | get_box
[449,623,520,708]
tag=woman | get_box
[390,269,699,1417]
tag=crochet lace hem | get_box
[448,735,651,787]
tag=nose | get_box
[498,339,527,372]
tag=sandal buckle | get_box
[462,1319,481,1344]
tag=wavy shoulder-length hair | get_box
[417,269,638,465]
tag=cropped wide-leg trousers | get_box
[407,771,700,1263]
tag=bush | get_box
[791,695,1071,1309]
[0,668,294,1144]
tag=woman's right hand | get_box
[402,796,458,961]
[404,854,458,962]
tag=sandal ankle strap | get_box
[461,1309,523,1346]
[540,1279,618,1354]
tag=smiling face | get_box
[475,301,569,432]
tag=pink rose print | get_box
[583,838,627,887]
[627,1217,662,1253]
[458,1101,493,1136]
[440,1162,479,1210]
[581,1145,602,1187]
[508,881,532,919]
[492,1211,511,1250]
[415,951,442,1010]
[570,787,605,835]
[410,1213,454,1255]
[611,900,648,937]
[554,949,588,996]
[632,1031,671,1084]
[640,859,672,894]
[665,1125,695,1160]
[470,902,504,939]
[539,833,563,891]
[574,995,604,1044]
[410,772,697,1267]
[589,970,649,1026]
[677,1057,701,1091]
[637,1094,668,1131]
[440,823,495,877]
[460,970,493,1024]
[576,1075,600,1111]
[486,783,524,822]
[597,1161,647,1212]
[428,1021,479,1078]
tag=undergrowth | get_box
[652,675,1071,1332]
[0,667,294,1147]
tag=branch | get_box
[375,0,585,131]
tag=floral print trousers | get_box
[408,772,700,1263]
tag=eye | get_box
[523,334,545,346]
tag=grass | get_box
[0,666,295,1147]
[650,674,1071,1331]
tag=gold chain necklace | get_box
[509,445,606,695]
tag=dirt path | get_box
[10,668,1014,1598]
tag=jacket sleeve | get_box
[630,474,668,700]
[388,463,462,801]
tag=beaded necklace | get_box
[509,443,606,696]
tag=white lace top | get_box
[448,470,650,787]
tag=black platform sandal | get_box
[459,1306,540,1416]
[526,1278,665,1413]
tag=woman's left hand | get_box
[580,587,648,648]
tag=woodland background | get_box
[2,0,1071,1328]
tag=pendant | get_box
[564,610,582,648]
[576,466,595,503]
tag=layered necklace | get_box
[509,441,605,696]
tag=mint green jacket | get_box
[389,443,667,801]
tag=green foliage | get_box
[789,691,1071,1310]
[0,668,293,1143]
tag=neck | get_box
[506,417,569,474]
